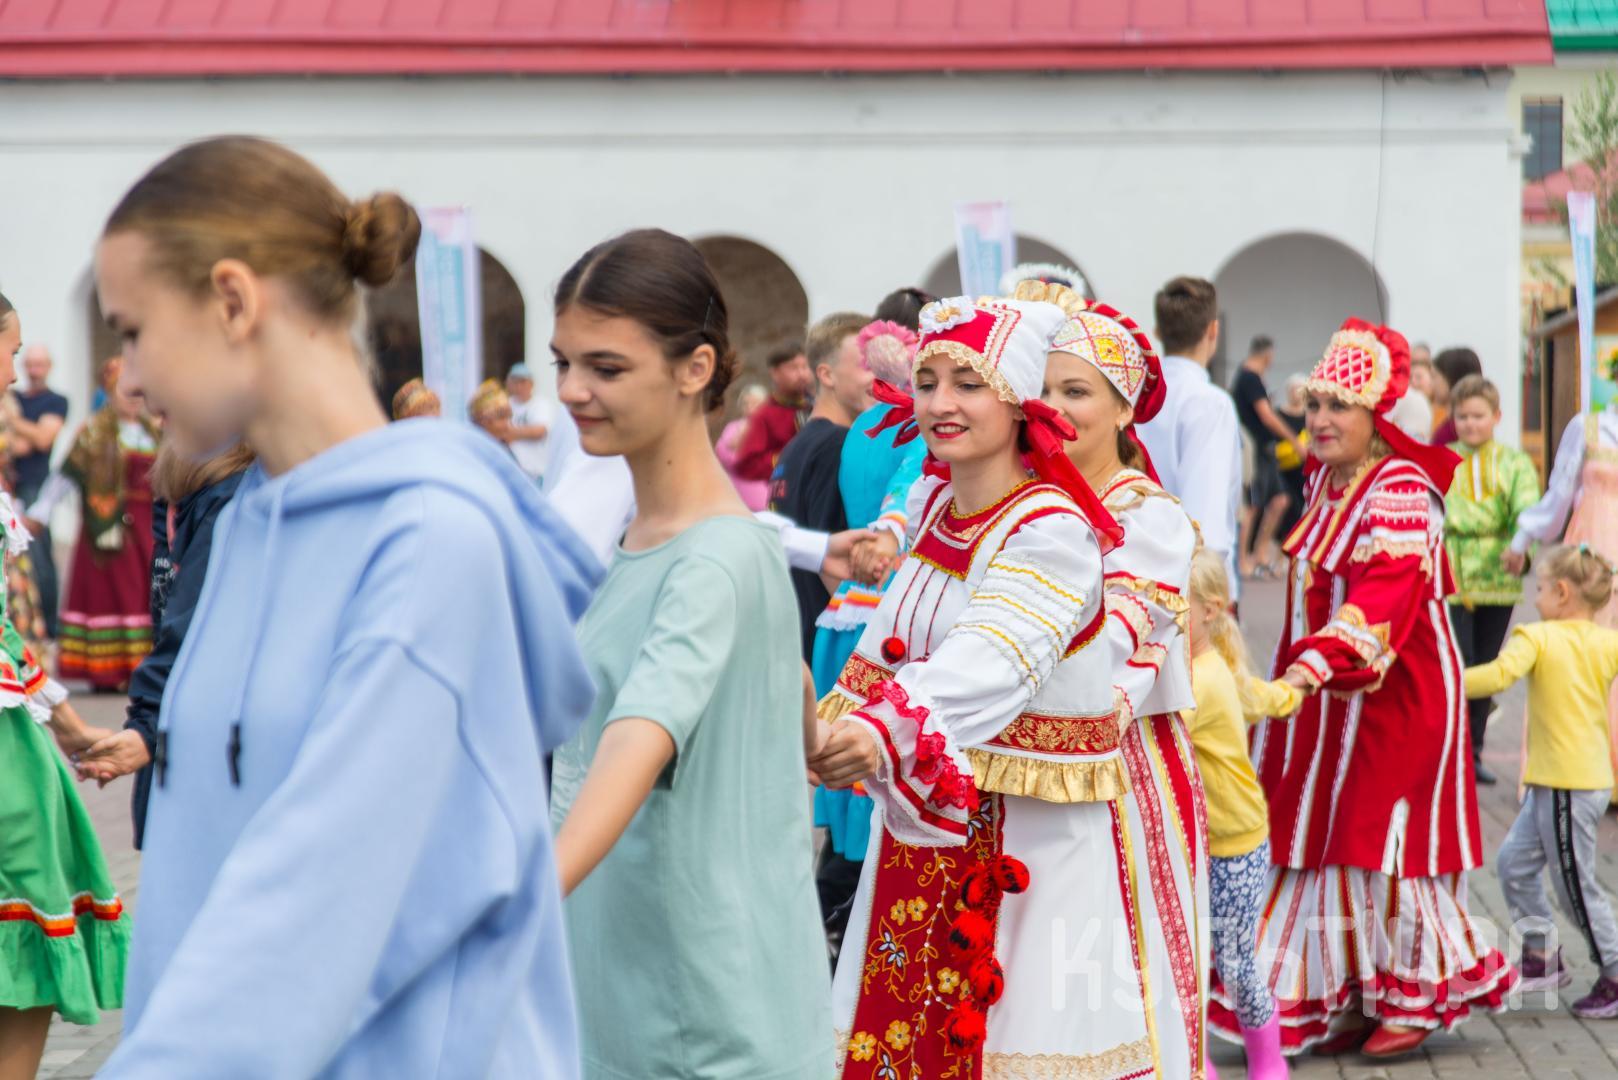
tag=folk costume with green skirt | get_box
[0,489,128,1024]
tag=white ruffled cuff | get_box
[24,677,68,725]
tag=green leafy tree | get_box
[1560,71,1618,286]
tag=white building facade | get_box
[0,68,1527,438]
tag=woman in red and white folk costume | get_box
[810,295,1153,1079]
[1030,279,1213,1079]
[1229,319,1517,1058]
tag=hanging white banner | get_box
[415,206,483,424]
[1568,190,1597,416]
[953,201,1016,299]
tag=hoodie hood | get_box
[231,419,602,748]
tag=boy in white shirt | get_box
[504,362,552,483]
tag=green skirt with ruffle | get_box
[0,707,128,1024]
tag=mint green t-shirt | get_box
[551,516,833,1080]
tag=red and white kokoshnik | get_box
[825,295,1206,1080]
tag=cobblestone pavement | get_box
[37,577,1618,1077]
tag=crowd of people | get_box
[1,133,1618,1080]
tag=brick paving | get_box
[35,577,1618,1077]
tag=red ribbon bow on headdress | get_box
[866,380,1124,553]
[867,380,922,445]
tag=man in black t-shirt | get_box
[770,312,873,660]
[1230,335,1303,578]
[12,345,69,636]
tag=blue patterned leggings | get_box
[1211,841,1277,1029]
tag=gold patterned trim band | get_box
[968,747,1131,804]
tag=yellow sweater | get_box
[1186,650,1275,858]
[1464,620,1618,791]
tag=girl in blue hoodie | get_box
[92,136,600,1079]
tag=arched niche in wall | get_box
[1212,232,1388,390]
[85,289,121,411]
[920,235,1093,300]
[365,247,526,415]
[691,235,810,408]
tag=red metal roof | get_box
[1524,149,1618,224]
[0,0,1552,78]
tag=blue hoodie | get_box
[100,421,600,1080]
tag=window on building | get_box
[1523,97,1564,182]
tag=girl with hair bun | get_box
[547,228,832,1079]
[93,136,599,1077]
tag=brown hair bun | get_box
[343,193,422,288]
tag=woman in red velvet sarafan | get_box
[32,363,158,690]
[1220,319,1516,1059]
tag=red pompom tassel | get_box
[958,863,998,910]
[967,955,1006,1007]
[881,636,907,664]
[941,1004,987,1053]
[988,855,1030,895]
[948,909,995,960]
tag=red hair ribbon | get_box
[1021,399,1124,554]
[866,380,921,445]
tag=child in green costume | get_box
[1443,374,1540,785]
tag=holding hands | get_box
[807,717,881,789]
[1500,549,1528,576]
[850,532,900,587]
[43,700,151,787]
[75,730,152,787]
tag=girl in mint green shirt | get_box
[547,230,832,1080]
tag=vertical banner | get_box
[953,201,1016,299]
[415,206,483,424]
[1568,191,1597,416]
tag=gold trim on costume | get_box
[980,1037,1155,1079]
[967,748,1130,803]
[1116,796,1162,1076]
[991,711,1120,754]
[1106,573,1190,615]
[915,339,1021,406]
[818,692,862,725]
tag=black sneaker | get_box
[1518,947,1573,993]
[1474,757,1498,786]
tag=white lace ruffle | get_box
[814,603,876,632]
[24,678,68,725]
[0,490,31,557]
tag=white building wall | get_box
[0,69,1523,442]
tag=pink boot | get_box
[1242,1014,1290,1079]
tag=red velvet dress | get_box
[59,450,155,689]
[1210,456,1516,1051]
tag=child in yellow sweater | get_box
[1186,548,1299,1079]
[1465,543,1618,1018]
